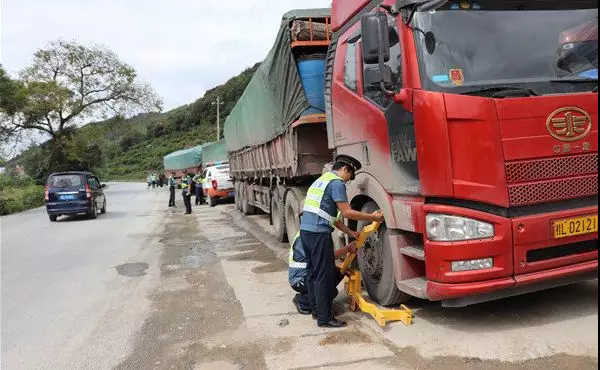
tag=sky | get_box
[1,0,331,111]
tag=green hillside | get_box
[16,63,260,182]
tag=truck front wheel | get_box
[357,201,410,306]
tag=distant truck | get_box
[163,145,204,179]
[226,2,598,307]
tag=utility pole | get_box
[212,96,224,141]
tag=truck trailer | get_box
[225,9,334,243]
[163,145,205,178]
[227,1,598,307]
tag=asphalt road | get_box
[1,183,165,370]
[1,182,598,370]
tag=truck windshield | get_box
[413,2,598,96]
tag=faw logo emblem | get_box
[546,107,593,142]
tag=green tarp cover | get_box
[224,8,331,152]
[163,145,203,170]
[202,140,228,165]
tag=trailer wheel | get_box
[241,183,256,216]
[357,201,410,306]
[285,188,305,246]
[271,193,288,243]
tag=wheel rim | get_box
[361,231,383,283]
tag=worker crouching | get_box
[299,155,384,328]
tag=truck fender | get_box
[346,172,397,229]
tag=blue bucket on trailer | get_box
[297,54,326,113]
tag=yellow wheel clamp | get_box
[337,221,413,328]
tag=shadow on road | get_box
[56,211,128,222]
[411,280,598,332]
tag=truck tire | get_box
[357,201,410,306]
[235,183,243,211]
[208,195,217,207]
[271,192,288,243]
[88,202,98,220]
[285,188,305,246]
[49,215,58,222]
[241,183,256,216]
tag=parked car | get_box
[45,172,107,222]
[202,163,234,207]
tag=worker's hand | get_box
[347,242,357,254]
[351,230,360,240]
[372,210,384,223]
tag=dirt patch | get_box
[224,242,287,274]
[319,328,373,346]
[114,209,267,370]
[382,347,599,370]
[115,262,149,277]
[251,263,287,274]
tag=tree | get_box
[14,40,162,139]
[0,66,27,145]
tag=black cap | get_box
[335,155,362,172]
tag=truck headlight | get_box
[426,214,495,242]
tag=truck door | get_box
[331,16,420,195]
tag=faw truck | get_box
[226,1,598,307]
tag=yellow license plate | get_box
[553,215,598,239]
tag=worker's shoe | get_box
[318,319,348,328]
[292,295,312,315]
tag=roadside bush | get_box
[0,175,45,215]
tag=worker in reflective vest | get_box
[193,170,205,206]
[168,172,177,207]
[300,155,384,328]
[181,171,193,214]
[289,229,358,316]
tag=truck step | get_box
[397,277,428,299]
[400,245,425,261]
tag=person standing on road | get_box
[289,225,358,316]
[151,173,158,189]
[300,155,384,328]
[193,169,205,206]
[181,171,193,214]
[168,172,177,207]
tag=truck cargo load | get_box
[163,145,204,172]
[202,140,228,166]
[224,8,331,152]
[227,8,333,245]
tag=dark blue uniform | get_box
[300,173,347,325]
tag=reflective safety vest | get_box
[192,174,204,187]
[289,232,307,269]
[303,172,344,226]
[181,176,191,189]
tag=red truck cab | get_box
[327,0,598,306]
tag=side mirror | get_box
[363,64,393,92]
[361,12,390,65]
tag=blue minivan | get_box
[45,172,107,222]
